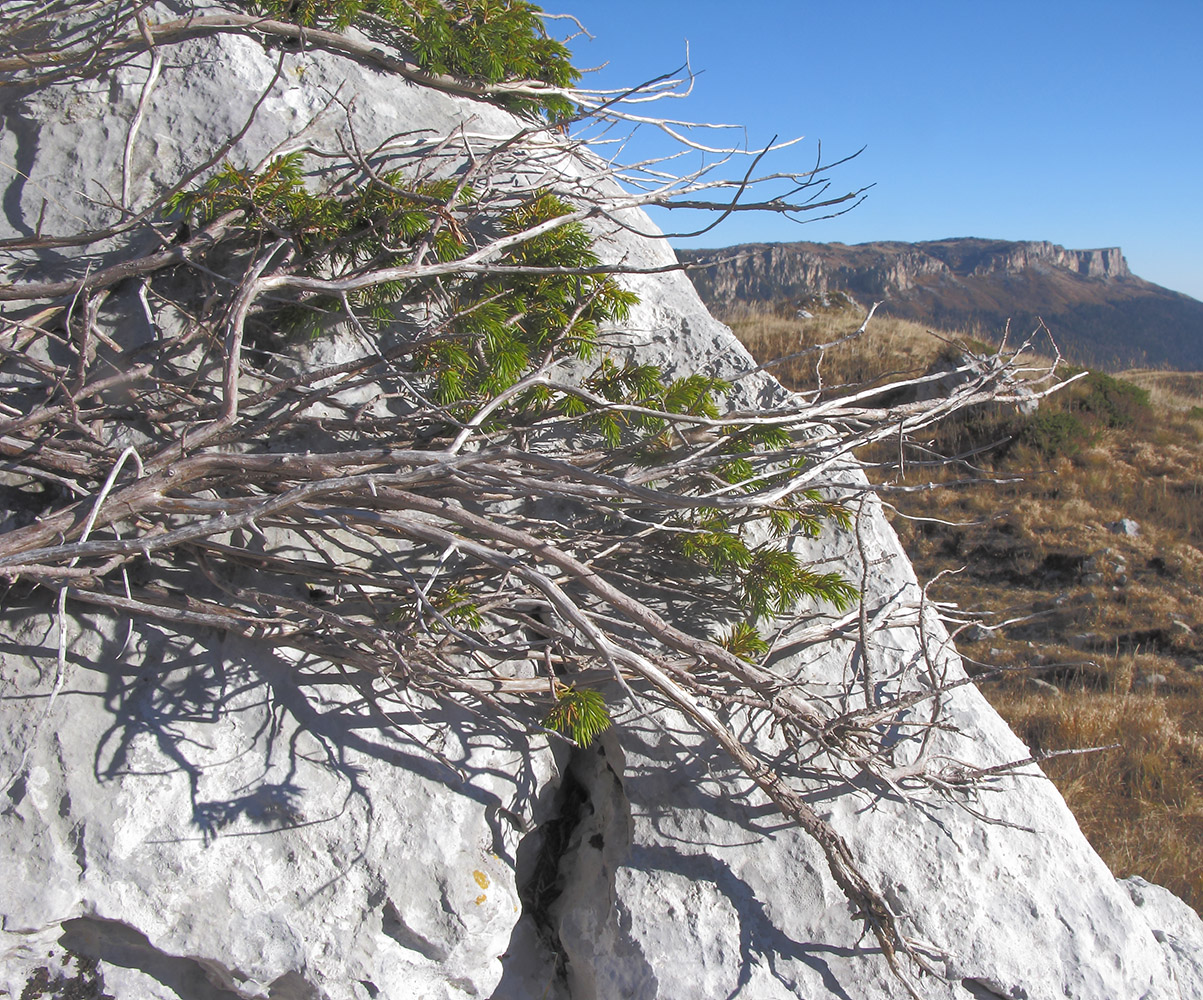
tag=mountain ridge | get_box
[679,237,1203,369]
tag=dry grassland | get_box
[726,302,1203,909]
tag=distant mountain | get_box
[678,238,1203,370]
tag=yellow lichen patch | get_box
[473,869,490,890]
[475,894,488,906]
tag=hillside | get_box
[725,300,1203,909]
[680,238,1203,370]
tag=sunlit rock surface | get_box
[2,5,1201,998]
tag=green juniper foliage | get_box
[166,153,473,267]
[742,549,858,621]
[246,0,579,119]
[166,8,858,741]
[170,165,635,402]
[718,621,770,662]
[431,585,485,630]
[680,515,857,623]
[168,154,475,339]
[561,359,729,448]
[436,191,639,403]
[542,685,612,747]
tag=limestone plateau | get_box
[681,238,1203,370]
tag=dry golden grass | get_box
[1120,369,1203,412]
[721,300,1059,397]
[1002,684,1203,905]
[718,303,993,395]
[730,302,1203,911]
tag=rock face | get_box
[680,238,1203,370]
[3,6,1203,1000]
[1,8,565,999]
[680,239,1131,306]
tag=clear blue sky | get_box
[561,1,1203,300]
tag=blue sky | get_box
[561,2,1203,300]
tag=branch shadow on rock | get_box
[6,594,549,864]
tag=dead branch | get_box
[0,6,1086,992]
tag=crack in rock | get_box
[493,734,656,1000]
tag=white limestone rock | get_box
[1122,876,1203,996]
[2,5,1202,1000]
[0,606,556,1000]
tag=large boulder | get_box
[1,5,1200,998]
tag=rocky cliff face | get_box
[2,6,1203,1000]
[680,239,1130,302]
[920,240,1130,281]
[681,238,1203,369]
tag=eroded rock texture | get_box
[2,5,1202,999]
